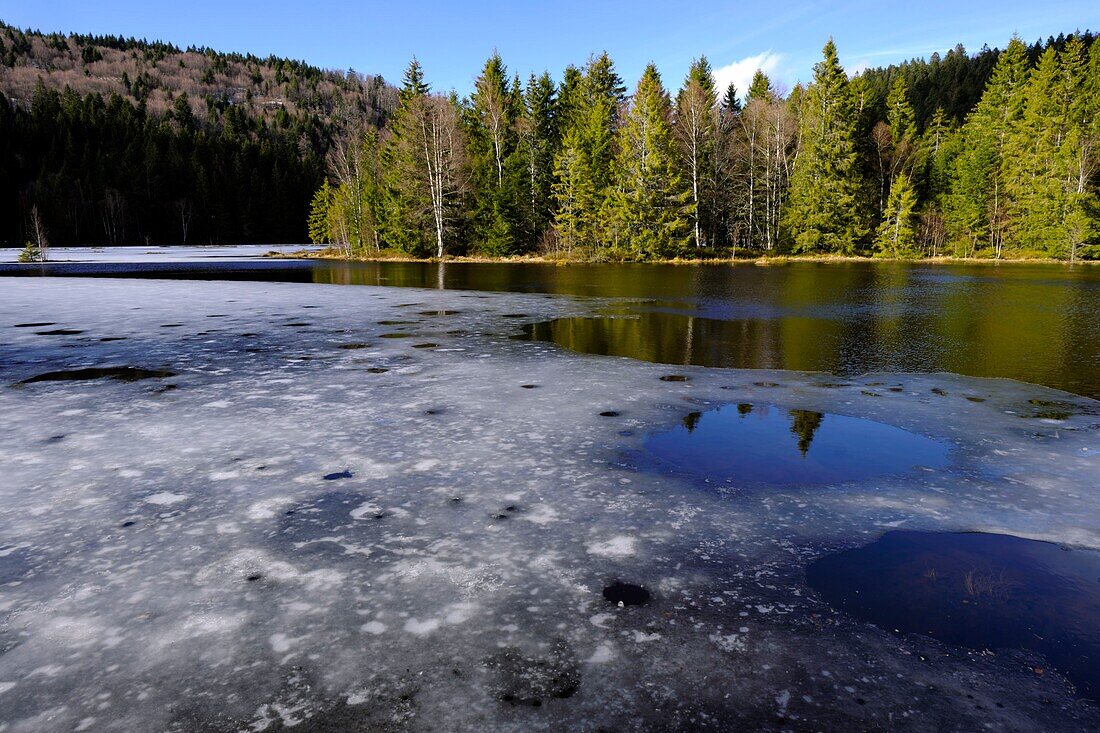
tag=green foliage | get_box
[18,241,39,262]
[784,40,870,254]
[875,173,920,256]
[307,180,333,245]
[465,54,525,256]
[551,54,622,252]
[675,57,718,249]
[608,64,692,258]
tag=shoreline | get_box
[271,248,1099,266]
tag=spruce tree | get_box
[874,172,919,256]
[609,63,691,259]
[945,37,1029,256]
[675,57,718,249]
[467,53,524,255]
[784,40,869,253]
[551,54,622,251]
[517,72,559,242]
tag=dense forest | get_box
[309,33,1099,261]
[3,21,1098,260]
[0,21,396,247]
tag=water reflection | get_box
[643,404,948,486]
[4,259,1097,398]
[807,531,1100,702]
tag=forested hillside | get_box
[310,32,1099,261]
[0,21,397,246]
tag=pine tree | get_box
[308,179,333,244]
[675,57,718,249]
[382,59,467,257]
[517,72,558,242]
[874,172,919,256]
[608,63,691,259]
[721,83,741,114]
[747,70,774,103]
[552,54,622,251]
[945,37,1029,257]
[784,40,869,253]
[467,53,524,255]
[1004,46,1066,254]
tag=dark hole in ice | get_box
[283,322,311,327]
[966,396,987,403]
[600,411,620,417]
[246,573,263,582]
[323,470,353,481]
[34,328,83,335]
[861,390,880,397]
[120,520,135,527]
[806,530,1100,703]
[377,320,415,326]
[501,313,529,318]
[17,367,177,385]
[425,408,444,415]
[99,337,127,342]
[411,343,438,349]
[14,322,55,327]
[418,310,460,316]
[931,387,948,396]
[338,343,370,350]
[45,434,65,443]
[379,333,414,339]
[520,384,539,389]
[660,375,690,382]
[159,324,184,328]
[366,367,389,373]
[603,582,650,606]
[644,403,948,486]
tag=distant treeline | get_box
[310,32,1099,261]
[2,19,1097,259]
[0,21,396,245]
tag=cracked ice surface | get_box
[0,277,1098,732]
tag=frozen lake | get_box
[1,251,1099,731]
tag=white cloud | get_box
[713,51,783,100]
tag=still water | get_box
[4,255,1099,398]
[643,403,950,487]
[807,531,1100,702]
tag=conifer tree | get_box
[784,40,869,253]
[608,63,691,258]
[675,57,718,249]
[874,172,919,256]
[721,83,741,114]
[945,37,1029,256]
[308,179,333,244]
[382,59,467,257]
[551,54,622,251]
[517,72,559,242]
[467,53,524,255]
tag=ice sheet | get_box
[0,277,1098,731]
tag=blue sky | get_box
[2,1,1097,96]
